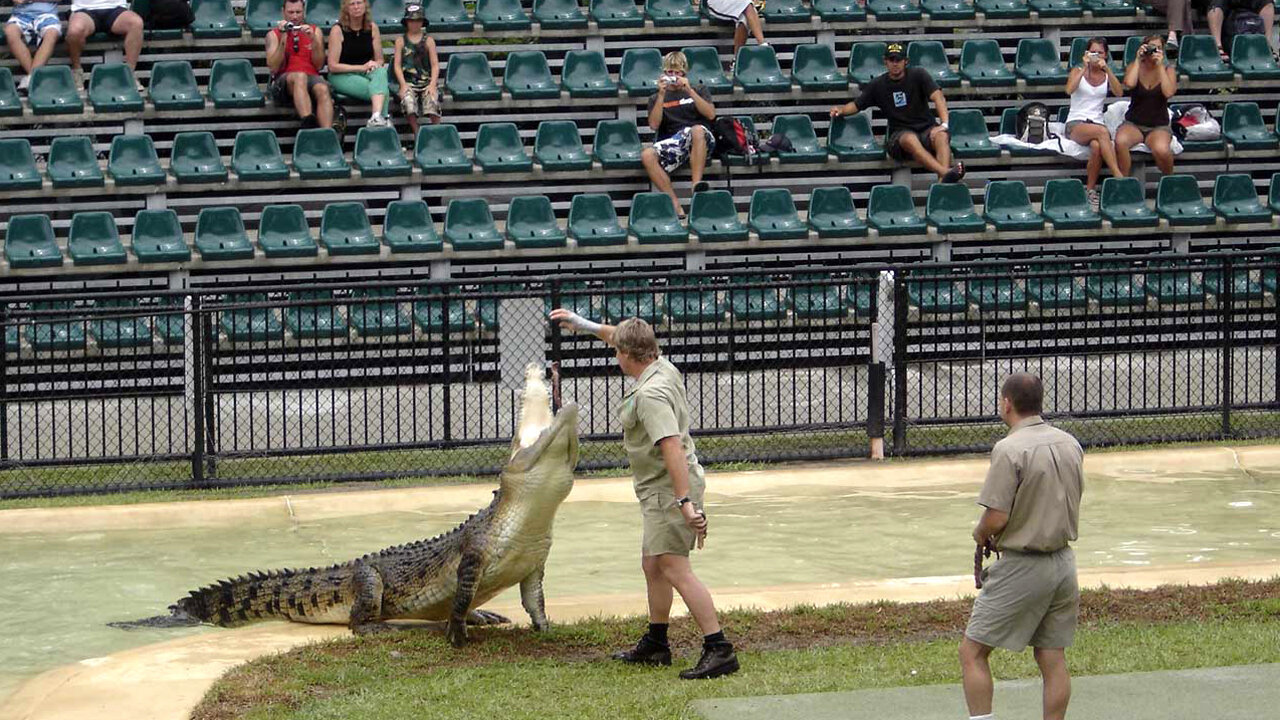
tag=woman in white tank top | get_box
[1064,37,1125,207]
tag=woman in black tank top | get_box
[326,0,390,127]
[1115,33,1178,177]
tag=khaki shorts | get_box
[965,547,1079,652]
[639,482,704,557]
[401,85,441,119]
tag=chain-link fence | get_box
[2,253,1278,498]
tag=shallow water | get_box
[1,464,1278,702]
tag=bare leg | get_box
[742,4,765,46]
[1262,5,1277,53]
[641,554,674,623]
[1147,130,1174,175]
[1208,8,1225,53]
[111,11,144,69]
[689,127,708,187]
[1034,647,1071,720]
[1070,123,1122,186]
[31,29,59,71]
[959,637,995,717]
[930,127,952,173]
[1085,140,1102,189]
[655,554,721,635]
[288,73,313,118]
[313,83,334,128]
[65,13,93,71]
[897,130,949,177]
[4,25,35,73]
[641,146,683,216]
[733,24,746,57]
[1114,123,1142,177]
[371,93,386,117]
[407,112,420,134]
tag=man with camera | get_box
[265,0,333,130]
[640,50,716,218]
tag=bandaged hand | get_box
[548,308,602,335]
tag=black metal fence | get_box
[2,252,1278,498]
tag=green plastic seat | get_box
[1025,260,1086,311]
[244,0,280,35]
[1231,33,1280,79]
[761,0,810,20]
[602,279,665,324]
[0,68,20,117]
[667,277,725,324]
[1082,0,1135,15]
[232,130,289,181]
[729,275,788,322]
[1213,174,1271,224]
[926,183,986,233]
[196,207,257,261]
[1029,0,1081,15]
[292,128,350,179]
[49,137,104,189]
[967,274,1027,312]
[983,181,1043,231]
[684,46,732,94]
[922,0,975,18]
[907,41,961,88]
[29,66,84,115]
[369,0,406,29]
[320,202,379,256]
[89,298,152,349]
[89,63,144,112]
[383,200,442,253]
[907,272,967,313]
[1015,38,1067,85]
[591,0,644,26]
[1042,178,1102,230]
[791,44,847,92]
[749,189,807,241]
[422,0,473,30]
[415,124,472,174]
[503,51,559,100]
[568,194,628,246]
[5,214,63,268]
[960,40,1015,86]
[67,212,127,265]
[1145,261,1204,304]
[771,115,827,164]
[257,204,318,258]
[505,195,566,248]
[1222,102,1278,150]
[1099,177,1158,228]
[347,288,411,337]
[27,301,87,352]
[447,53,501,101]
[1179,34,1235,81]
[867,0,921,19]
[190,0,240,37]
[0,139,41,191]
[645,0,700,25]
[131,209,191,263]
[354,125,410,178]
[826,114,884,161]
[975,0,1028,17]
[628,192,688,244]
[562,50,618,98]
[171,131,227,184]
[283,291,347,340]
[413,286,472,334]
[209,59,264,109]
[108,135,165,186]
[689,190,748,242]
[791,274,845,320]
[849,42,887,85]
[543,279,596,320]
[593,120,643,168]
[1157,175,1215,226]
[808,186,867,238]
[848,275,881,318]
[221,293,284,342]
[1270,172,1280,214]
[476,0,531,29]
[534,0,588,27]
[445,198,505,250]
[475,123,532,173]
[868,185,926,235]
[535,121,590,171]
[147,296,186,344]
[947,109,998,158]
[814,0,867,18]
[620,48,662,96]
[150,61,205,111]
[734,45,790,93]
[1085,260,1147,307]
[1204,264,1264,301]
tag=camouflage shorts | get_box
[652,126,716,174]
[401,85,441,119]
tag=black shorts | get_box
[79,7,127,35]
[1208,0,1271,13]
[269,72,328,105]
[887,127,939,161]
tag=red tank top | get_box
[272,26,320,78]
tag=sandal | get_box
[941,162,966,184]
[1217,44,1229,64]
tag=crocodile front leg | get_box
[446,551,483,647]
[520,564,549,631]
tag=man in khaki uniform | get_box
[549,309,739,680]
[960,372,1084,720]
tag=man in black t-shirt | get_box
[640,51,717,218]
[830,42,965,183]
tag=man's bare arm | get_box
[973,507,1009,546]
[549,308,615,345]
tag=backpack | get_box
[1225,12,1265,49]
[144,0,194,29]
[1169,103,1220,142]
[1015,102,1055,144]
[712,117,761,163]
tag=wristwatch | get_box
[675,496,693,508]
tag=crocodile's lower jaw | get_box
[515,363,554,453]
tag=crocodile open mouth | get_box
[508,364,579,471]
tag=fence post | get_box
[0,302,8,464]
[549,278,563,412]
[442,283,452,442]
[190,295,205,488]
[866,357,886,460]
[1221,256,1234,439]
[892,270,909,454]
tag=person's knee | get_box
[66,19,91,41]
[641,147,659,165]
[41,28,60,42]
[117,11,144,33]
[3,23,20,41]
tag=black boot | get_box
[679,642,739,680]
[611,635,672,666]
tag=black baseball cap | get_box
[402,3,425,25]
[884,42,906,60]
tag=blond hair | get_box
[614,318,660,362]
[339,0,372,31]
[661,51,689,73]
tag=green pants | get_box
[327,67,389,101]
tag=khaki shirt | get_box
[619,357,705,500]
[978,416,1084,553]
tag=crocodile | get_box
[115,365,579,646]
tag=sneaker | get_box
[17,74,30,93]
[1086,187,1100,212]
[368,114,389,128]
[611,635,672,666]
[136,79,146,96]
[727,60,736,77]
[679,642,740,680]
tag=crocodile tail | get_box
[172,566,345,627]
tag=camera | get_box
[281,21,304,32]
[1084,51,1100,61]
[1140,44,1158,57]
[660,74,681,86]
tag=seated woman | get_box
[1064,37,1125,209]
[327,0,390,127]
[1116,34,1177,178]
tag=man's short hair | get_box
[662,51,688,73]
[283,0,303,7]
[1001,373,1043,415]
[614,318,660,363]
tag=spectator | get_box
[829,42,965,184]
[1149,0,1193,54]
[3,0,61,92]
[640,51,716,219]
[701,0,767,71]
[1116,34,1177,177]
[266,0,334,130]
[1207,0,1276,60]
[327,0,390,127]
[65,0,144,89]
[1064,37,1125,210]
[392,3,441,133]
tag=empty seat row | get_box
[0,61,262,116]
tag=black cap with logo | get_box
[884,42,906,60]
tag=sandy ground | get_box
[2,444,1279,720]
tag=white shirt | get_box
[72,0,129,12]
[1065,72,1108,125]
